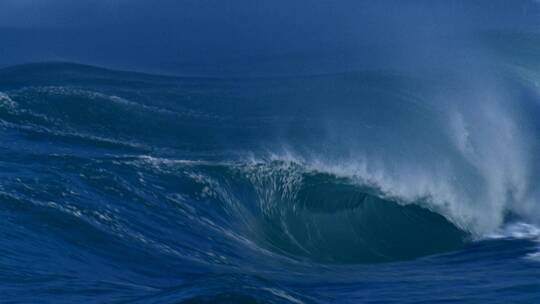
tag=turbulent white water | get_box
[257,65,540,238]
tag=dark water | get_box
[1,59,540,303]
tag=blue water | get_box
[1,58,540,303]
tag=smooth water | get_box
[1,38,540,303]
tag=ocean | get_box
[1,52,540,302]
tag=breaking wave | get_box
[1,58,540,267]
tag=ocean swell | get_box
[1,59,540,266]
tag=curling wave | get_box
[149,157,469,263]
[1,62,540,265]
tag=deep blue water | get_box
[1,59,540,303]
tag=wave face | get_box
[2,28,540,302]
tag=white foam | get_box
[486,222,540,240]
[526,251,540,262]
[486,223,540,262]
[0,91,17,109]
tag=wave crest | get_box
[137,156,467,263]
